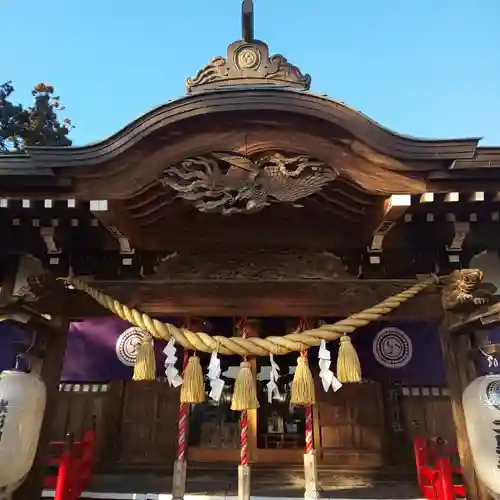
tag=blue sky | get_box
[3,0,499,145]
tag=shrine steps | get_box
[41,469,428,500]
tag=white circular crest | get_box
[372,327,413,369]
[115,327,147,366]
[486,380,500,409]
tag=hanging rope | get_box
[62,276,438,357]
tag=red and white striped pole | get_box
[177,349,189,462]
[299,318,320,500]
[238,319,251,500]
[172,348,190,500]
[303,351,314,456]
[240,321,249,467]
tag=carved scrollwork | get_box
[160,151,338,215]
[152,249,352,281]
[186,40,311,92]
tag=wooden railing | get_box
[44,417,97,500]
[413,436,466,500]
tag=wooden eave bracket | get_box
[0,298,55,329]
[481,342,500,356]
[446,221,470,264]
[368,194,411,261]
[92,206,136,264]
[449,302,500,332]
[40,226,60,255]
[107,225,135,255]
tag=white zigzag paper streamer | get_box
[163,339,183,387]
[266,354,281,403]
[207,351,224,402]
[318,340,342,392]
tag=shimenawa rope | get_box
[63,276,437,357]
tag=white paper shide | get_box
[318,340,342,393]
[207,351,224,402]
[266,354,281,403]
[163,339,183,387]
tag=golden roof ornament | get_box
[186,0,311,93]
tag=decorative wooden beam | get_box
[0,198,108,211]
[368,195,411,260]
[31,279,442,320]
[444,192,460,203]
[0,255,20,306]
[446,222,470,265]
[92,204,137,265]
[107,225,135,265]
[40,226,60,254]
[420,192,434,203]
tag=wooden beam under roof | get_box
[27,276,442,321]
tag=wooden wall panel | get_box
[117,380,179,466]
[316,381,385,467]
[48,381,457,470]
[401,386,456,445]
[51,382,121,465]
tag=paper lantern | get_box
[0,370,46,489]
[463,375,500,496]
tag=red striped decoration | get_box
[240,318,249,467]
[177,349,190,461]
[299,318,314,455]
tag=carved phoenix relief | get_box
[160,151,338,215]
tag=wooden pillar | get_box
[13,316,68,500]
[438,317,490,500]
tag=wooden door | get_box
[51,382,121,466]
[402,386,456,445]
[118,381,179,465]
[317,380,385,468]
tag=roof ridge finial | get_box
[242,0,254,42]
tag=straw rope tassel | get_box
[231,319,259,411]
[336,335,361,383]
[180,354,205,403]
[291,319,316,406]
[63,276,438,356]
[132,333,156,381]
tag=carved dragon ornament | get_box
[160,151,338,215]
[441,269,497,312]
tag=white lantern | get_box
[463,375,500,497]
[0,370,47,489]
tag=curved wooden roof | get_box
[1,86,495,205]
[22,88,480,167]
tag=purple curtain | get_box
[318,320,446,386]
[352,321,446,385]
[61,318,447,385]
[0,322,27,371]
[61,317,171,381]
[0,317,449,385]
[479,327,500,375]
